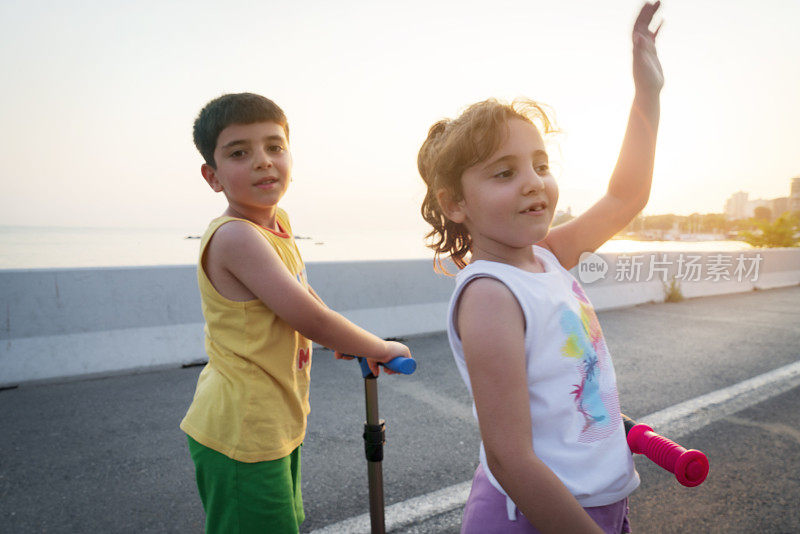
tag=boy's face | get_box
[201,121,292,219]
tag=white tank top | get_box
[447,246,639,518]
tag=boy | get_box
[180,93,411,533]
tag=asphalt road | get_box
[1,285,798,533]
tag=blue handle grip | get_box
[355,356,417,378]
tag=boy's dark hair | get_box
[193,93,289,168]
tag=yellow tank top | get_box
[180,210,312,462]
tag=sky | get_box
[1,0,798,238]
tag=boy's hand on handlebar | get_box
[368,340,412,376]
[334,351,388,375]
[335,340,412,376]
[383,340,411,360]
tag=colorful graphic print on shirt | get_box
[560,281,621,443]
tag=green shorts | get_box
[187,435,304,534]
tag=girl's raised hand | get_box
[633,1,664,95]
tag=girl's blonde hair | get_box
[418,98,558,274]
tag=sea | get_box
[0,225,753,270]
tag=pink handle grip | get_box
[626,424,709,487]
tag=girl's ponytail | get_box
[418,120,471,273]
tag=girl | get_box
[417,3,663,533]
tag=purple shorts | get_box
[461,464,631,534]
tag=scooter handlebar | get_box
[353,355,417,378]
[626,423,709,487]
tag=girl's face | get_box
[452,118,558,261]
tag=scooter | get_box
[623,414,709,487]
[348,355,417,534]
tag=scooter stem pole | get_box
[364,375,385,534]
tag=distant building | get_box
[791,177,800,213]
[724,177,797,220]
[771,197,789,218]
[552,206,574,227]
[724,191,749,220]
[748,197,772,218]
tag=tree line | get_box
[620,211,800,248]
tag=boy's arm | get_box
[457,279,604,534]
[211,220,409,367]
[305,285,393,370]
[541,1,663,270]
[308,286,326,306]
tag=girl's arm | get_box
[542,1,663,270]
[457,278,603,534]
[206,220,410,371]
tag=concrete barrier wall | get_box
[575,249,800,309]
[2,249,798,387]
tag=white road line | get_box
[310,481,472,534]
[640,359,800,439]
[310,359,800,534]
